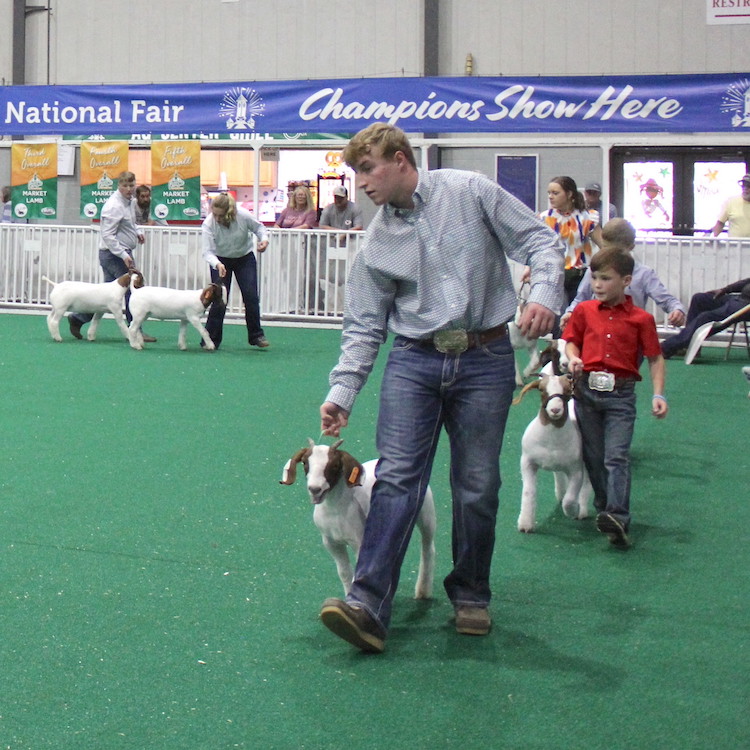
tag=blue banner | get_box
[1,73,749,136]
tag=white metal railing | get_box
[1,223,749,328]
[0,224,365,324]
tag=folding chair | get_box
[723,319,750,360]
[684,302,750,365]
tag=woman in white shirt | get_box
[202,193,269,349]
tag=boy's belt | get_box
[586,371,636,392]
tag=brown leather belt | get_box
[419,323,508,354]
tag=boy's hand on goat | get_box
[567,355,584,376]
[320,402,349,436]
[517,302,555,339]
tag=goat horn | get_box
[331,438,344,450]
[512,379,540,405]
[307,437,315,448]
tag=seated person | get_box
[560,218,686,330]
[661,277,750,359]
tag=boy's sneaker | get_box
[596,512,630,548]
[320,598,385,653]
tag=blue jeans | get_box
[347,333,516,632]
[574,379,637,528]
[661,293,746,357]
[71,250,132,325]
[206,253,263,347]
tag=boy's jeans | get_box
[574,379,637,528]
[347,334,516,632]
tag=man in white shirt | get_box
[69,171,156,342]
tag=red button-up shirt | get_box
[563,296,661,380]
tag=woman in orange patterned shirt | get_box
[540,176,602,305]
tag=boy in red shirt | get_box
[563,248,668,548]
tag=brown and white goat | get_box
[280,439,436,598]
[128,281,227,350]
[513,374,591,532]
[43,270,144,342]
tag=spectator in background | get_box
[134,185,167,226]
[660,276,750,359]
[2,186,13,222]
[319,185,364,231]
[318,185,364,312]
[275,185,318,229]
[69,171,156,342]
[202,192,270,349]
[712,174,750,237]
[532,175,602,305]
[583,182,618,224]
[561,218,686,329]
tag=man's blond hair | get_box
[116,171,136,185]
[343,123,417,170]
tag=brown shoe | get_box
[141,334,157,343]
[320,598,385,653]
[68,316,83,340]
[250,336,270,348]
[455,606,491,635]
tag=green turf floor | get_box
[0,313,748,749]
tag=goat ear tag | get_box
[348,466,360,485]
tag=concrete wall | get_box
[2,0,748,86]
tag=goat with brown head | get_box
[280,439,364,504]
[513,374,574,427]
[279,439,436,600]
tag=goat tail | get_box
[41,276,57,287]
[512,379,540,405]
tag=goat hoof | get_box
[562,502,579,518]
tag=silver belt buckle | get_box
[588,371,615,392]
[433,329,469,354]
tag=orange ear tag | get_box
[348,466,360,485]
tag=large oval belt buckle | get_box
[433,329,469,354]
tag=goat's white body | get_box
[303,449,435,598]
[509,305,541,386]
[44,276,131,342]
[128,285,215,350]
[517,376,591,532]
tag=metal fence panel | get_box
[3,224,750,329]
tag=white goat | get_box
[513,374,591,533]
[280,439,436,599]
[43,270,143,342]
[509,305,542,386]
[128,282,227,350]
[743,366,750,398]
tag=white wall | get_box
[23,0,424,86]
[440,0,750,76]
[6,0,748,87]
